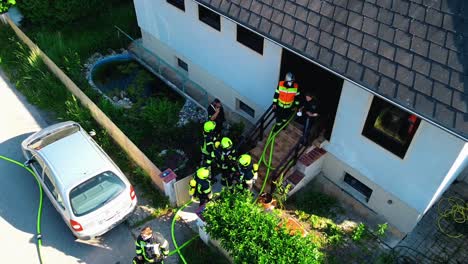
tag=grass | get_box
[287,180,341,218]
[0,18,170,212]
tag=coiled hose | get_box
[437,196,467,239]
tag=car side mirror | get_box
[88,130,96,137]
[24,158,36,167]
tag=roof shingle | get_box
[194,0,468,139]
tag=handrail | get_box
[114,25,210,107]
[269,137,307,194]
[237,104,274,151]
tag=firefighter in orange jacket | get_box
[272,72,300,131]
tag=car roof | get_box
[38,128,114,192]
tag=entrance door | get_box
[279,49,344,140]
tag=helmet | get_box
[221,137,233,149]
[285,72,295,82]
[238,154,252,167]
[204,121,216,133]
[196,167,210,180]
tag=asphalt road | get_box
[0,71,135,263]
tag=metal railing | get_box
[114,25,210,109]
[237,104,275,152]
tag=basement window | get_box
[167,0,185,11]
[237,25,264,55]
[177,58,188,72]
[344,173,373,202]
[362,97,420,158]
[238,99,255,117]
[198,5,221,31]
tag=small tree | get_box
[203,189,323,264]
[0,0,16,14]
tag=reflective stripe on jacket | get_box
[273,81,299,107]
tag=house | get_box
[132,0,468,234]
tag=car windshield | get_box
[69,171,125,217]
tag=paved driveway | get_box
[0,71,135,264]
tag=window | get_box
[44,169,64,209]
[198,5,221,31]
[167,0,185,11]
[29,156,44,179]
[362,97,420,158]
[238,100,255,117]
[70,171,125,216]
[237,25,264,54]
[344,173,373,202]
[177,58,188,72]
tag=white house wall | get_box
[322,80,467,232]
[133,0,282,119]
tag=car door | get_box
[42,167,68,220]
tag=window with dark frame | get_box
[198,5,221,31]
[167,0,185,11]
[236,25,264,55]
[239,100,255,117]
[177,58,188,72]
[344,173,373,202]
[362,97,421,158]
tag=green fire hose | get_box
[256,112,296,199]
[0,155,44,264]
[0,154,200,264]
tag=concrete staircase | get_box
[285,146,328,197]
[249,123,303,193]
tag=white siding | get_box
[325,81,467,214]
[134,0,282,115]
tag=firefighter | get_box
[272,72,300,131]
[189,167,213,204]
[234,154,259,191]
[201,121,218,166]
[133,226,169,264]
[195,167,213,205]
[209,137,237,186]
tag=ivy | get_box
[203,189,323,264]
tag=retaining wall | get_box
[4,15,164,191]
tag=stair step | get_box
[297,147,327,167]
[286,170,305,186]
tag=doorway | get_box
[279,49,344,140]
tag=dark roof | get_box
[194,0,468,140]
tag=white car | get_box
[21,121,137,239]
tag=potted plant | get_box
[258,192,277,211]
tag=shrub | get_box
[203,189,323,264]
[140,97,182,147]
[17,0,107,26]
[0,0,15,13]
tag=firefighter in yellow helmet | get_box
[208,137,237,186]
[201,121,218,166]
[189,167,213,205]
[234,154,258,191]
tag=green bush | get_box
[203,189,323,264]
[17,0,106,26]
[0,0,15,13]
[140,97,182,146]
